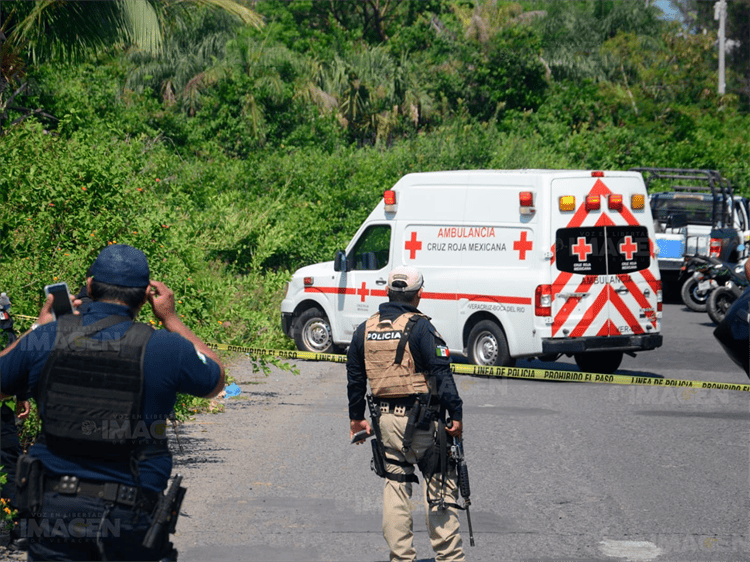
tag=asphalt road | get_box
[172,302,750,562]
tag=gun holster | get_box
[15,454,45,515]
[401,394,438,453]
[370,439,387,478]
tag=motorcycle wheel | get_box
[680,277,711,312]
[707,286,738,325]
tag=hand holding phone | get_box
[44,283,74,319]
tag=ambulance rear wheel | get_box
[574,351,623,375]
[467,321,515,367]
[293,307,336,354]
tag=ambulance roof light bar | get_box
[384,190,397,213]
[592,171,605,177]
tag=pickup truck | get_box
[632,168,750,293]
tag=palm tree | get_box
[126,9,242,115]
[1,0,263,63]
[0,0,263,133]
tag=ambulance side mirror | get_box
[334,250,348,272]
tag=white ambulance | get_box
[280,170,663,374]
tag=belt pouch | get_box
[15,454,45,514]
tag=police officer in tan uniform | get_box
[347,266,465,562]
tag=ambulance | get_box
[280,170,663,374]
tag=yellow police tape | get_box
[13,314,748,393]
[204,343,750,394]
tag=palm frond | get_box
[120,0,163,55]
[174,0,264,29]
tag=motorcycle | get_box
[679,255,726,312]
[707,262,749,324]
[0,292,16,349]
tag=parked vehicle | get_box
[714,289,750,376]
[678,255,728,312]
[707,263,748,324]
[632,168,750,298]
[281,169,663,374]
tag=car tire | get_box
[292,307,337,354]
[707,286,738,325]
[680,277,710,312]
[574,351,623,374]
[467,320,515,367]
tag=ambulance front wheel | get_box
[574,351,623,375]
[293,307,337,354]
[467,321,515,367]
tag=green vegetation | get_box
[1,1,749,423]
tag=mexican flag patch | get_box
[436,346,450,358]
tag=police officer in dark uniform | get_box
[347,266,465,562]
[0,244,224,561]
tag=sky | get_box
[654,0,682,21]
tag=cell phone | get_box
[44,283,73,319]
[351,429,373,444]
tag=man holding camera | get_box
[347,266,465,562]
[0,244,224,561]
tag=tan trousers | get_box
[379,411,465,562]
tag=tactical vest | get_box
[37,314,160,461]
[364,312,430,398]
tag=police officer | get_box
[0,244,224,561]
[347,266,465,562]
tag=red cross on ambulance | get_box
[572,237,593,261]
[513,231,533,260]
[619,236,638,260]
[405,231,422,260]
[357,281,370,302]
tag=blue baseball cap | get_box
[90,244,150,287]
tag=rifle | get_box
[142,474,187,550]
[451,437,475,547]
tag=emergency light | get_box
[585,195,600,211]
[608,194,623,211]
[631,194,645,210]
[519,191,535,215]
[559,196,576,212]
[304,277,314,286]
[591,171,605,177]
[384,190,397,213]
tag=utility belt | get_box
[15,455,162,515]
[16,456,182,561]
[45,475,161,511]
[376,395,439,418]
